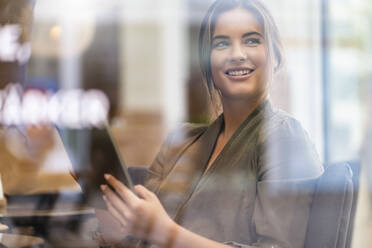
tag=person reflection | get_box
[0,0,78,195]
[99,0,324,247]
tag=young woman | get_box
[100,0,324,247]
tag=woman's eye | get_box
[244,38,261,46]
[213,41,229,49]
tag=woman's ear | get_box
[273,45,283,73]
[273,56,283,73]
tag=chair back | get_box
[305,162,358,248]
[128,166,149,186]
[345,160,360,248]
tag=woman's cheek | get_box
[210,54,223,86]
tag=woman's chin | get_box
[220,88,264,103]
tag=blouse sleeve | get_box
[234,117,323,248]
[145,123,207,193]
[144,127,177,193]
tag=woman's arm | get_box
[101,174,233,248]
[249,116,324,248]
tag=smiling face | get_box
[210,8,269,104]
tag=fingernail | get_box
[100,184,107,191]
[104,174,111,180]
[103,195,107,201]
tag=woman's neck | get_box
[221,95,267,141]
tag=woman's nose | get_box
[229,44,246,63]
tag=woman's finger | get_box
[104,174,138,206]
[134,185,154,201]
[101,184,131,220]
[103,195,128,229]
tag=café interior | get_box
[0,0,371,247]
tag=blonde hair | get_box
[199,0,284,112]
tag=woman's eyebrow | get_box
[212,35,229,41]
[242,32,263,38]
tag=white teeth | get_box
[227,70,252,76]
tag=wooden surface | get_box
[0,233,44,247]
[111,111,166,167]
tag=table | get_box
[0,233,44,248]
[0,205,94,218]
[0,193,99,248]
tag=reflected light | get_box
[32,1,96,58]
[0,83,109,128]
[49,25,62,41]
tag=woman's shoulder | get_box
[163,122,209,149]
[147,122,209,181]
[263,105,308,140]
[259,105,324,180]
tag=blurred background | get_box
[0,0,371,247]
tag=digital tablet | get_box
[57,125,134,209]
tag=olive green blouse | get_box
[145,101,324,248]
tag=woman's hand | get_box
[101,174,176,247]
[95,208,129,244]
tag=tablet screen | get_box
[57,125,134,209]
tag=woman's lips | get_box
[225,68,254,80]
